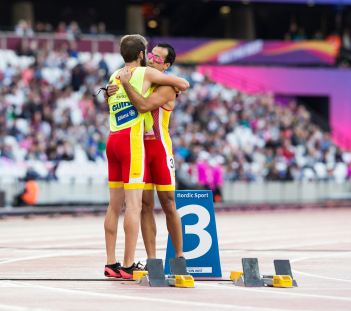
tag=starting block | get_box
[230,258,297,288]
[231,258,264,287]
[147,259,169,287]
[169,257,189,275]
[133,270,148,281]
[274,260,298,287]
[135,258,194,288]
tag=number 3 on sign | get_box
[177,204,212,260]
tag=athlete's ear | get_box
[164,63,171,71]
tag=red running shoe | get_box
[120,263,141,279]
[104,262,121,278]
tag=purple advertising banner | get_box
[150,37,337,65]
[198,65,351,148]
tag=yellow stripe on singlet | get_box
[129,121,144,182]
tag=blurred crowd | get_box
[170,67,351,191]
[15,19,107,39]
[1,46,350,190]
[0,43,111,180]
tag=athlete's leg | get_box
[141,189,156,258]
[123,188,143,267]
[157,190,184,258]
[105,133,124,266]
[104,187,125,264]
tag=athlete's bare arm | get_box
[144,67,189,92]
[121,80,175,113]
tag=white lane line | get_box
[196,283,351,302]
[220,231,351,244]
[0,303,64,311]
[9,281,296,311]
[219,239,351,251]
[291,251,351,283]
[0,281,26,287]
[0,234,102,244]
[0,249,104,265]
[0,233,168,245]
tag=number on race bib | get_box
[167,156,175,170]
[177,204,212,260]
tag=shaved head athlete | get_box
[108,42,184,263]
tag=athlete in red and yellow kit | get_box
[115,43,184,262]
[103,36,189,279]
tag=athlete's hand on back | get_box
[119,68,132,85]
[105,80,119,98]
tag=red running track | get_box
[0,208,350,311]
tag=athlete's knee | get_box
[104,217,116,234]
[142,200,154,214]
[108,202,124,214]
[161,198,177,216]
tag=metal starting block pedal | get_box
[168,257,194,287]
[230,258,297,287]
[169,257,189,275]
[135,258,194,287]
[274,259,298,287]
[230,258,264,286]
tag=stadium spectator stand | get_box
[1,45,351,197]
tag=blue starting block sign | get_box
[164,190,222,277]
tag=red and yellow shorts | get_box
[106,122,146,190]
[144,138,176,191]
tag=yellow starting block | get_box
[273,275,293,287]
[133,270,148,281]
[230,271,243,281]
[174,275,194,287]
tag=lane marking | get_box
[0,250,103,266]
[9,281,296,311]
[0,303,64,311]
[196,283,351,301]
[291,251,351,283]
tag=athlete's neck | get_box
[124,60,141,69]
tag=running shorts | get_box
[144,139,176,191]
[106,121,146,189]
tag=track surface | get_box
[0,208,350,311]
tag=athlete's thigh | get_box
[151,141,175,191]
[106,134,123,189]
[114,122,146,190]
[144,164,155,190]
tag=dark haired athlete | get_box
[103,37,189,279]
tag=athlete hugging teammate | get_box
[103,35,189,279]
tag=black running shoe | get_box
[104,262,122,278]
[120,263,141,279]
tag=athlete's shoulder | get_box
[144,66,159,76]
[154,85,176,94]
[109,69,122,81]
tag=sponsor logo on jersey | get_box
[112,101,132,112]
[115,106,138,126]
